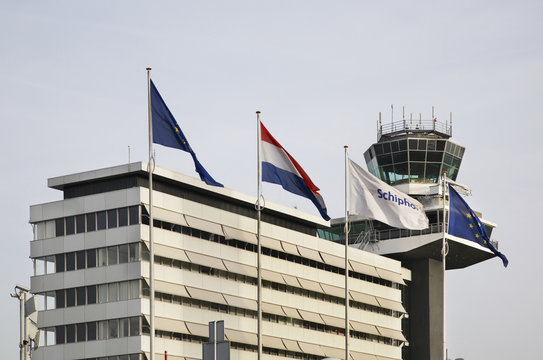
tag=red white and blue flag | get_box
[260,122,330,221]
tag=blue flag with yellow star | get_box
[448,185,508,267]
[150,80,223,187]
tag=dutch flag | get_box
[260,122,330,221]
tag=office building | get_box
[29,162,409,360]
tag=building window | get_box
[97,211,106,230]
[108,246,118,265]
[55,290,65,309]
[129,205,139,225]
[107,210,118,229]
[55,325,65,344]
[87,285,97,304]
[65,252,75,271]
[119,244,129,264]
[119,207,128,227]
[66,324,76,343]
[87,249,96,268]
[65,216,75,235]
[76,214,86,234]
[55,218,64,237]
[66,288,75,307]
[87,213,96,232]
[87,321,97,341]
[77,287,86,306]
[76,250,86,270]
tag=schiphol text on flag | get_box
[349,159,429,230]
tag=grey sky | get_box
[2,1,541,358]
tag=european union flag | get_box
[150,80,223,187]
[448,185,508,267]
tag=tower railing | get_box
[378,119,452,141]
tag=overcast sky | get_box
[2,1,542,359]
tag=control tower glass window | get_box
[364,138,464,185]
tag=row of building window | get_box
[34,242,141,276]
[36,279,143,310]
[41,316,145,346]
[76,354,144,360]
[155,330,322,360]
[33,206,141,240]
[34,207,399,289]
[155,255,397,318]
[151,218,397,289]
[154,290,399,347]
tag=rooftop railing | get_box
[378,119,452,141]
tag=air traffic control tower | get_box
[319,111,503,360]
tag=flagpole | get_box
[441,172,448,360]
[256,111,263,360]
[146,67,156,360]
[344,146,350,360]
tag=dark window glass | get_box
[173,224,181,233]
[109,319,118,339]
[129,206,139,225]
[55,254,65,273]
[118,207,128,227]
[129,317,140,336]
[394,163,409,183]
[77,287,86,306]
[108,246,118,265]
[55,325,65,344]
[87,322,97,341]
[108,210,118,229]
[97,211,107,230]
[120,318,129,337]
[418,139,427,150]
[393,151,407,163]
[427,140,437,151]
[87,285,97,304]
[452,156,462,168]
[66,324,75,343]
[436,140,446,151]
[391,141,399,152]
[129,243,139,262]
[66,252,75,271]
[410,162,425,181]
[399,140,407,151]
[66,288,75,307]
[409,151,426,162]
[76,323,86,342]
[427,151,444,163]
[408,139,417,150]
[76,251,85,270]
[425,163,441,183]
[55,290,65,308]
[119,244,129,264]
[458,146,465,158]
[376,153,392,165]
[76,214,85,234]
[65,216,75,235]
[192,228,201,238]
[55,218,64,237]
[182,226,191,236]
[444,153,453,165]
[87,249,96,268]
[382,142,391,153]
[374,143,383,155]
[86,213,96,232]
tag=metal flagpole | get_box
[256,111,263,360]
[441,172,448,360]
[344,146,350,360]
[146,67,156,360]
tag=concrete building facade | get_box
[29,163,409,360]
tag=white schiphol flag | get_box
[349,159,429,230]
